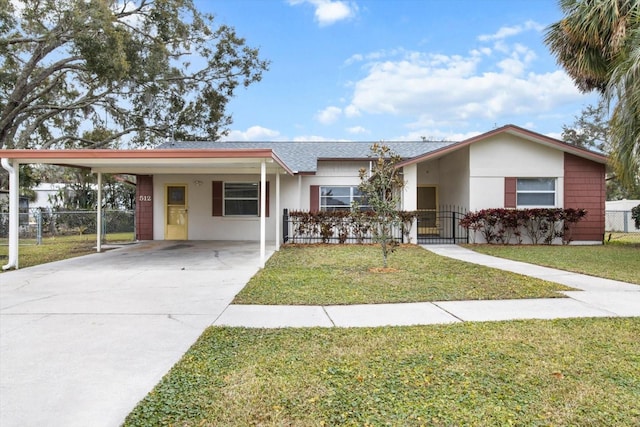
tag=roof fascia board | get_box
[0,148,295,175]
[396,124,608,168]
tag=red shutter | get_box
[212,181,223,216]
[259,182,270,217]
[504,177,517,208]
[310,185,319,212]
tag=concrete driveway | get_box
[0,241,268,427]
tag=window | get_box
[224,182,259,216]
[516,178,556,207]
[320,186,367,211]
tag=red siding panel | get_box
[212,181,223,216]
[504,177,517,208]
[310,185,319,212]
[564,153,606,241]
[135,175,154,240]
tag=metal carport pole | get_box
[1,158,19,270]
[96,172,102,252]
[260,160,266,267]
[275,171,280,251]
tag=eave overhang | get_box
[396,124,609,168]
[0,148,295,176]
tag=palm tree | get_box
[607,17,640,186]
[545,0,640,188]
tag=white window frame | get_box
[224,182,259,216]
[320,186,367,211]
[516,178,557,207]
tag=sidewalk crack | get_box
[321,306,336,326]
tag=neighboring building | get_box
[0,125,609,252]
[30,183,66,210]
[605,199,640,233]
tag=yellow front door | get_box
[417,186,438,234]
[165,185,188,240]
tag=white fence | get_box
[605,210,639,233]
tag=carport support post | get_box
[96,172,102,252]
[1,158,19,270]
[275,172,281,251]
[260,160,266,267]
[403,164,418,243]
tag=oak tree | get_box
[0,0,269,150]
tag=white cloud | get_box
[315,106,342,124]
[340,39,584,129]
[288,0,358,26]
[344,105,361,117]
[478,20,544,42]
[343,48,403,66]
[346,125,368,134]
[222,126,280,141]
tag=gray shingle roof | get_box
[156,140,457,172]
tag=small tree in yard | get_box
[633,204,640,230]
[356,143,405,268]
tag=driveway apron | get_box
[0,241,267,427]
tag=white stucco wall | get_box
[151,164,366,241]
[153,173,284,241]
[411,147,469,209]
[297,160,367,211]
[468,135,564,210]
[438,147,470,208]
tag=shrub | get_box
[633,204,640,230]
[288,210,417,244]
[459,208,587,245]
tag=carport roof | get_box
[0,147,295,175]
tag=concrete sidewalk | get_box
[214,245,640,328]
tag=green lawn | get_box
[234,244,573,305]
[0,232,134,270]
[124,318,640,427]
[467,235,640,285]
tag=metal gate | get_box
[417,205,468,244]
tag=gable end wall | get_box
[564,153,605,241]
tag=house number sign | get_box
[139,195,152,202]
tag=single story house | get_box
[1,124,607,269]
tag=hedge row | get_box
[459,208,587,244]
[287,210,418,244]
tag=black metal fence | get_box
[416,205,468,244]
[282,206,469,245]
[282,209,407,244]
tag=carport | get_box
[0,148,294,269]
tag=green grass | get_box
[124,318,640,427]
[467,235,640,285]
[0,232,134,270]
[234,244,573,305]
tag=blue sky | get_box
[199,0,599,142]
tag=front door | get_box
[417,186,438,234]
[165,185,188,240]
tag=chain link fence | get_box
[0,208,135,244]
[605,210,639,233]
